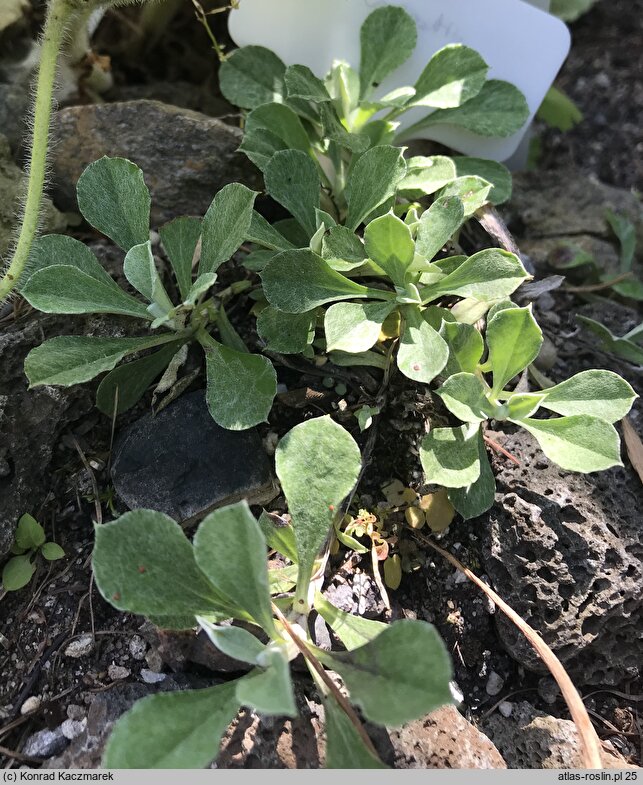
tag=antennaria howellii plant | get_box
[92,417,454,768]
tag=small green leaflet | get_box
[200,184,258,275]
[364,213,414,287]
[322,226,367,270]
[15,514,45,549]
[325,301,395,353]
[398,155,457,198]
[324,696,387,769]
[246,211,296,252]
[314,592,387,651]
[397,306,449,384]
[257,511,298,564]
[236,648,297,717]
[41,542,65,561]
[103,683,240,768]
[123,241,174,315]
[437,373,495,423]
[506,393,546,420]
[453,157,512,205]
[24,234,120,287]
[285,64,330,102]
[2,556,35,591]
[437,176,492,216]
[426,249,529,303]
[204,342,277,430]
[416,196,465,262]
[577,316,643,365]
[420,424,481,488]
[440,320,484,376]
[245,103,312,156]
[76,157,150,252]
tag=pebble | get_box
[145,648,164,673]
[61,718,86,740]
[538,676,560,705]
[66,704,86,721]
[20,696,41,715]
[498,701,514,718]
[23,727,68,758]
[129,635,147,660]
[64,634,94,658]
[140,669,167,684]
[485,671,505,697]
[108,663,131,681]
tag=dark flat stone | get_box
[111,392,276,523]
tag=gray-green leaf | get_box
[200,184,258,275]
[257,307,315,354]
[427,249,529,303]
[487,306,543,395]
[76,157,150,251]
[194,502,275,634]
[15,513,45,549]
[397,155,457,198]
[359,5,416,97]
[2,556,35,591]
[325,301,395,353]
[236,648,297,717]
[264,151,320,238]
[219,45,286,109]
[285,64,329,102]
[204,343,276,430]
[324,696,387,769]
[416,195,465,262]
[397,306,449,384]
[440,320,485,376]
[517,415,623,473]
[319,620,452,726]
[420,424,481,488]
[453,157,512,205]
[364,212,415,286]
[314,592,387,651]
[540,370,636,423]
[345,146,407,231]
[92,510,225,618]
[160,216,202,301]
[275,417,362,599]
[412,44,488,109]
[103,682,240,768]
[448,431,496,520]
[245,103,312,155]
[437,176,492,216]
[437,373,495,423]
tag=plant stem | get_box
[0,0,73,302]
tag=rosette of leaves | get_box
[92,416,453,769]
[20,157,277,431]
[420,303,637,519]
[255,194,530,387]
[2,514,64,591]
[219,4,526,220]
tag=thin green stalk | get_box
[0,0,73,302]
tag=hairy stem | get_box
[0,0,73,302]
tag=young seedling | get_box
[92,416,454,768]
[421,304,637,519]
[21,157,277,431]
[219,4,526,226]
[2,514,64,592]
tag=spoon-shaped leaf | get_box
[416,195,465,262]
[420,424,481,488]
[539,370,636,423]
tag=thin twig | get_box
[413,533,604,769]
[565,272,634,294]
[484,435,521,466]
[271,603,382,762]
[0,744,44,764]
[71,434,102,525]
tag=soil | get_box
[0,0,641,771]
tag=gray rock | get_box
[51,100,262,225]
[61,718,86,741]
[0,132,66,257]
[128,635,147,661]
[107,664,131,681]
[0,313,94,558]
[111,391,276,523]
[0,78,30,153]
[23,726,69,758]
[140,669,166,684]
[64,634,94,659]
[485,671,505,697]
[537,676,560,706]
[482,428,642,685]
[482,701,631,769]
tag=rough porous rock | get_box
[51,100,262,225]
[482,428,642,686]
[111,391,277,523]
[0,314,93,558]
[482,701,634,769]
[0,132,66,256]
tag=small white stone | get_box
[108,663,131,681]
[66,704,85,721]
[140,669,166,684]
[20,696,41,715]
[129,635,147,660]
[485,671,504,697]
[61,718,86,740]
[64,633,94,658]
[498,701,513,718]
[145,649,163,673]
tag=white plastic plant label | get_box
[228,0,570,161]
